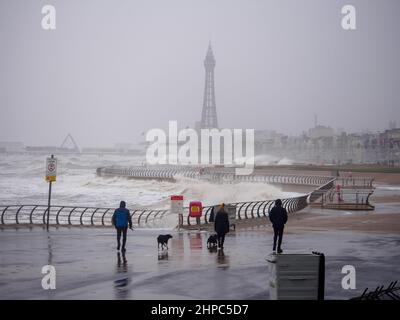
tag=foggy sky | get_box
[0,0,399,147]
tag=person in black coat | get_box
[214,203,230,249]
[268,199,288,253]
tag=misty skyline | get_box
[0,0,399,147]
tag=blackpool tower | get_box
[200,43,219,129]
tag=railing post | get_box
[68,207,77,225]
[255,201,263,218]
[1,206,10,224]
[237,203,246,220]
[15,206,24,224]
[137,211,146,226]
[152,210,161,223]
[42,207,47,225]
[90,208,99,226]
[244,202,252,219]
[101,209,111,226]
[56,206,65,225]
[29,205,39,225]
[145,210,155,224]
[79,208,89,225]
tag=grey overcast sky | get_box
[0,0,399,147]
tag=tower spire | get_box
[200,42,218,129]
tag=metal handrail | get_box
[0,205,167,228]
[96,166,337,187]
[0,170,343,228]
[0,190,314,228]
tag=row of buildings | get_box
[254,125,400,166]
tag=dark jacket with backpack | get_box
[269,206,288,229]
[112,207,132,229]
[214,208,230,234]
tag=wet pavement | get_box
[0,227,399,299]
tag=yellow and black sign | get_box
[45,157,57,182]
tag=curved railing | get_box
[182,178,336,227]
[96,166,199,181]
[1,166,340,228]
[0,205,168,227]
[336,177,375,188]
[0,177,333,227]
[97,166,334,187]
[308,179,336,204]
[183,194,309,227]
[0,194,309,228]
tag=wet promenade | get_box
[0,227,399,299]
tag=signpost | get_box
[170,195,183,230]
[45,155,57,230]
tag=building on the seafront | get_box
[308,125,335,139]
[389,121,397,130]
[253,125,400,166]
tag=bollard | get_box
[266,252,325,300]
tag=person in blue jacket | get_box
[112,201,133,252]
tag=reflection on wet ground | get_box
[114,252,129,299]
[217,249,229,270]
[0,227,399,299]
[158,251,168,261]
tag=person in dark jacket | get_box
[268,199,288,253]
[214,203,230,249]
[112,201,133,252]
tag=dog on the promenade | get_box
[207,234,218,249]
[157,234,173,250]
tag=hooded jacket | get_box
[112,207,132,229]
[269,205,288,229]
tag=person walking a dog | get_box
[112,201,133,252]
[269,199,288,253]
[214,203,230,249]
